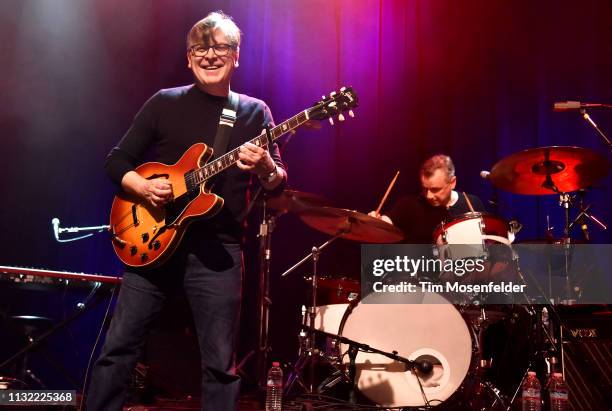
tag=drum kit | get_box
[259,146,609,409]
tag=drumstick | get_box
[375,171,400,215]
[463,192,475,212]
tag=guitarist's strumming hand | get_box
[236,142,285,189]
[121,170,173,208]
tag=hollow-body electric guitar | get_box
[109,87,358,268]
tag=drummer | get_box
[370,154,485,243]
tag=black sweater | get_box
[105,84,286,244]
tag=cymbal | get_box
[489,146,609,195]
[266,190,329,213]
[299,207,404,243]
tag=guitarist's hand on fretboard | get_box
[121,170,173,208]
[236,142,284,189]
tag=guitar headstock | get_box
[308,86,358,125]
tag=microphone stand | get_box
[304,326,432,407]
[580,108,612,152]
[236,126,296,388]
[51,219,110,243]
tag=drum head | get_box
[434,212,510,244]
[315,303,349,332]
[340,292,472,407]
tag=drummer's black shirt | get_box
[387,193,485,243]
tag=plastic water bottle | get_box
[265,361,283,411]
[548,372,569,411]
[522,371,542,411]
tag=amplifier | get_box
[560,307,612,410]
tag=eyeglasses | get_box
[189,44,235,57]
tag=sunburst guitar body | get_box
[110,143,221,267]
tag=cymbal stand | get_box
[542,175,576,302]
[281,231,346,395]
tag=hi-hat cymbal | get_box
[489,146,609,195]
[266,190,329,214]
[298,207,404,243]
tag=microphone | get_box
[416,360,433,376]
[480,170,491,180]
[553,101,610,111]
[52,218,60,241]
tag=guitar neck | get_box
[190,109,310,186]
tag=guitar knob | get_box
[140,253,148,263]
[113,239,126,249]
[141,233,149,243]
[153,240,161,250]
[130,246,138,256]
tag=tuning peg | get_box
[340,86,346,92]
[338,113,345,121]
[321,95,326,100]
[349,110,355,118]
[328,118,334,125]
[330,91,336,97]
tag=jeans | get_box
[86,241,243,411]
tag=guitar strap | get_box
[212,91,239,159]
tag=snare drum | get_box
[433,212,512,260]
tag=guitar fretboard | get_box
[186,110,310,188]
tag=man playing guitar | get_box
[87,11,286,411]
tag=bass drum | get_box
[338,292,472,407]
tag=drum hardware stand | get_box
[256,195,275,388]
[466,309,509,410]
[503,257,570,410]
[234,189,283,388]
[281,231,346,395]
[557,190,606,301]
[567,193,607,240]
[541,176,607,301]
[240,127,297,388]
